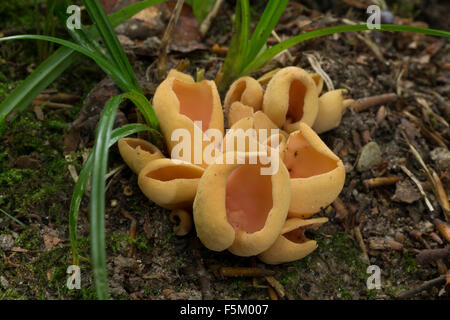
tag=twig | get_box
[433,219,450,242]
[416,248,450,265]
[157,0,185,79]
[354,226,370,263]
[400,165,434,212]
[396,275,446,299]
[432,171,450,222]
[219,267,275,278]
[190,236,213,300]
[403,111,448,148]
[32,100,73,109]
[351,93,397,112]
[304,53,334,91]
[200,0,224,37]
[355,33,385,64]
[272,30,294,61]
[265,276,286,299]
[401,131,450,220]
[121,210,137,257]
[363,177,401,189]
[267,287,278,300]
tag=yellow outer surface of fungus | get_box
[312,89,354,134]
[224,76,264,115]
[118,138,165,174]
[285,123,345,218]
[263,67,319,133]
[138,158,205,210]
[153,70,224,168]
[258,217,328,264]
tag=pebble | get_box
[430,147,450,172]
[0,276,9,289]
[357,142,382,172]
[0,234,14,251]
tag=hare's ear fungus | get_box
[193,153,291,256]
[167,69,195,82]
[258,217,328,264]
[285,123,345,218]
[263,67,319,133]
[310,73,324,95]
[138,158,204,209]
[223,117,285,160]
[312,89,354,134]
[153,70,224,167]
[227,101,254,127]
[118,138,164,174]
[224,76,264,115]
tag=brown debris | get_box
[190,236,213,300]
[432,171,450,222]
[332,197,349,222]
[265,276,286,300]
[15,155,40,170]
[219,267,275,278]
[396,275,447,299]
[392,180,422,204]
[121,210,137,257]
[433,219,450,242]
[354,226,370,263]
[351,93,397,112]
[368,237,404,251]
[416,248,450,265]
[363,177,401,189]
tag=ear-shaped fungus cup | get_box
[312,89,354,134]
[153,70,224,167]
[224,76,264,115]
[310,73,324,95]
[285,123,345,218]
[170,209,193,236]
[227,101,254,127]
[138,158,205,209]
[258,217,328,264]
[118,138,165,174]
[223,117,286,160]
[193,153,291,256]
[262,67,319,133]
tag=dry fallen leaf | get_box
[43,234,62,251]
[392,180,422,204]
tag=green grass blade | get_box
[83,0,140,91]
[89,94,125,299]
[241,24,450,76]
[55,3,110,59]
[0,208,27,228]
[0,47,77,121]
[124,90,160,130]
[0,35,131,91]
[244,0,288,65]
[69,123,152,265]
[0,0,166,122]
[219,0,250,91]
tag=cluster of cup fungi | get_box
[119,66,353,264]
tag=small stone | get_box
[357,142,382,172]
[0,234,14,251]
[0,276,9,289]
[430,148,450,172]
